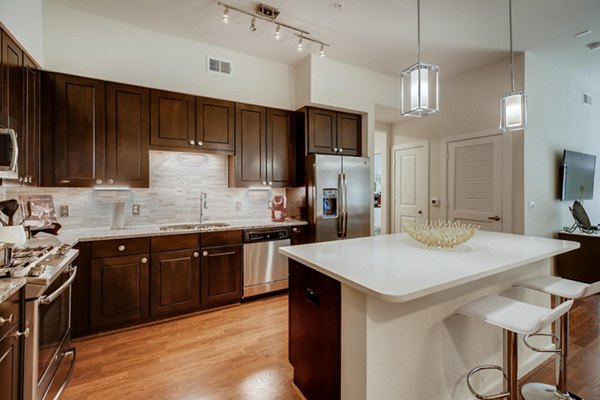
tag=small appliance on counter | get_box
[271,195,287,222]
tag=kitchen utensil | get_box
[0,199,19,226]
[0,225,27,246]
[0,242,15,268]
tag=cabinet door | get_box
[150,89,195,149]
[307,108,337,154]
[22,54,39,185]
[151,249,200,316]
[106,83,149,188]
[196,97,234,152]
[201,244,242,306]
[0,325,21,400]
[337,112,361,156]
[289,261,341,400]
[267,108,294,187]
[232,103,266,187]
[91,254,149,328]
[54,74,105,186]
[1,31,23,131]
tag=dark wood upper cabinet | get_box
[21,54,39,185]
[196,97,234,152]
[1,30,23,131]
[230,103,294,188]
[150,89,195,148]
[306,107,361,156]
[53,73,106,187]
[106,83,149,187]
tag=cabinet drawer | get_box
[91,237,150,258]
[201,230,242,247]
[0,289,21,339]
[151,234,200,253]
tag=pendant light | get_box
[401,0,439,117]
[500,0,527,132]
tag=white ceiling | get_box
[46,0,600,91]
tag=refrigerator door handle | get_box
[337,173,344,238]
[312,163,318,224]
[343,173,349,238]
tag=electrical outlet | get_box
[235,202,242,211]
[268,200,273,210]
[132,204,140,215]
[528,201,535,212]
[59,205,69,217]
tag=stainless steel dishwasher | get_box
[243,227,291,298]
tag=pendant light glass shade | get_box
[401,62,439,116]
[500,90,526,132]
[401,0,439,117]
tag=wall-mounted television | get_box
[561,150,596,201]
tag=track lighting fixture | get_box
[222,7,229,23]
[217,2,329,56]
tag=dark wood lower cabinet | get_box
[289,260,341,400]
[91,253,150,328]
[557,232,600,283]
[0,324,21,400]
[201,244,242,306]
[151,249,200,316]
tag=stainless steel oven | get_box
[24,249,78,400]
[0,128,18,179]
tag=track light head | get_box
[319,44,325,57]
[297,36,304,51]
[250,17,256,31]
[222,7,229,23]
[275,24,281,39]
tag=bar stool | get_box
[455,295,573,399]
[513,276,600,400]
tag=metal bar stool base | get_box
[521,382,584,400]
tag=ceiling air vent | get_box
[583,93,592,106]
[207,57,232,76]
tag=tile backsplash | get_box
[1,151,284,229]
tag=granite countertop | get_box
[280,231,580,303]
[55,218,308,246]
[0,278,26,303]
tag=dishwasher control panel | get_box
[243,228,290,243]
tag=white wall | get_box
[42,2,296,110]
[524,53,600,237]
[0,0,44,64]
[374,123,390,234]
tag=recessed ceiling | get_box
[45,0,600,88]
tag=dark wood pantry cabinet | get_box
[230,103,295,188]
[150,234,201,316]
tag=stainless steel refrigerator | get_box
[307,154,371,242]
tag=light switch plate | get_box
[132,204,140,215]
[59,205,69,217]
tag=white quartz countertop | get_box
[279,231,580,303]
[54,219,307,246]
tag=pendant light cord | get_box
[509,0,515,92]
[417,0,421,65]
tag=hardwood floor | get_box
[63,293,600,400]
[62,295,302,400]
[520,294,600,399]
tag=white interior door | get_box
[392,142,429,233]
[448,135,503,231]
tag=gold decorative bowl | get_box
[403,220,480,249]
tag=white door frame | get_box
[391,140,430,233]
[440,128,514,233]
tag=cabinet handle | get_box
[96,179,103,184]
[189,140,195,146]
[268,181,272,185]
[338,148,343,153]
[332,148,338,152]
[262,181,267,185]
[118,245,126,251]
[193,251,199,258]
[488,216,501,221]
[197,141,203,146]
[202,251,208,257]
[107,179,114,184]
[28,176,33,183]
[141,257,148,264]
[0,314,14,326]
[292,227,301,233]
[13,328,29,339]
[18,176,24,183]
[306,288,320,306]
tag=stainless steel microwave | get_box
[0,128,18,178]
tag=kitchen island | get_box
[279,231,579,400]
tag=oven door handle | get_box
[39,266,77,305]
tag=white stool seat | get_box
[514,275,600,299]
[455,295,573,335]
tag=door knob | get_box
[96,179,103,184]
[141,257,148,264]
[332,148,338,152]
[202,251,208,257]
[193,252,199,258]
[189,140,195,146]
[488,216,501,221]
[118,245,126,251]
[417,210,423,215]
[338,148,343,153]
[13,328,30,339]
[197,141,203,146]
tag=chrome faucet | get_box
[199,192,208,223]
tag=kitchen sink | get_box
[158,222,230,231]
